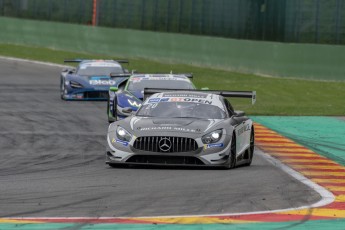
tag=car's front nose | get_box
[106,129,232,167]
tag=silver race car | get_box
[106,89,256,169]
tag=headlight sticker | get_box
[204,143,224,150]
[112,138,129,147]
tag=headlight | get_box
[70,80,83,88]
[202,129,222,144]
[116,126,132,142]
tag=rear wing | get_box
[109,73,132,78]
[170,71,193,79]
[143,88,256,105]
[129,72,193,79]
[63,59,129,64]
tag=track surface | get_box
[0,58,321,218]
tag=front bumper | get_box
[106,135,232,167]
[63,89,109,101]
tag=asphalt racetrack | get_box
[0,58,321,218]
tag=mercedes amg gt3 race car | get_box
[106,89,256,169]
[107,73,196,123]
[60,59,131,100]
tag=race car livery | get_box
[107,74,196,123]
[106,89,256,168]
[60,59,131,100]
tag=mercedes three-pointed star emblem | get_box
[159,137,172,152]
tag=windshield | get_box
[77,66,123,76]
[137,101,226,119]
[127,79,194,91]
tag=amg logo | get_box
[89,80,116,85]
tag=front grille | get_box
[84,91,108,99]
[126,155,204,165]
[133,136,198,153]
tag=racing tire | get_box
[225,134,237,169]
[60,77,65,100]
[108,96,118,123]
[244,127,255,166]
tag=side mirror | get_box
[131,70,137,74]
[122,107,133,114]
[201,87,209,90]
[234,111,245,117]
[110,86,118,92]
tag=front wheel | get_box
[225,134,237,169]
[108,96,118,123]
[244,127,255,166]
[60,77,65,100]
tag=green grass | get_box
[1,43,344,115]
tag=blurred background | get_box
[1,0,345,44]
[0,0,344,114]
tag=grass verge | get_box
[0,43,344,115]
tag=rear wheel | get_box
[244,127,255,166]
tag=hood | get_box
[117,91,142,110]
[128,117,223,135]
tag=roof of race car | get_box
[129,74,191,82]
[144,91,225,109]
[79,60,122,68]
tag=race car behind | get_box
[60,59,131,100]
[107,73,197,122]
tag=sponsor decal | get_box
[147,98,169,103]
[128,99,141,107]
[148,98,160,103]
[170,97,212,104]
[160,98,169,102]
[112,138,129,146]
[163,93,207,98]
[237,124,250,136]
[204,143,224,150]
[89,80,117,85]
[146,97,212,105]
[138,126,198,133]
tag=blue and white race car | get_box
[60,59,131,100]
[107,73,197,123]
